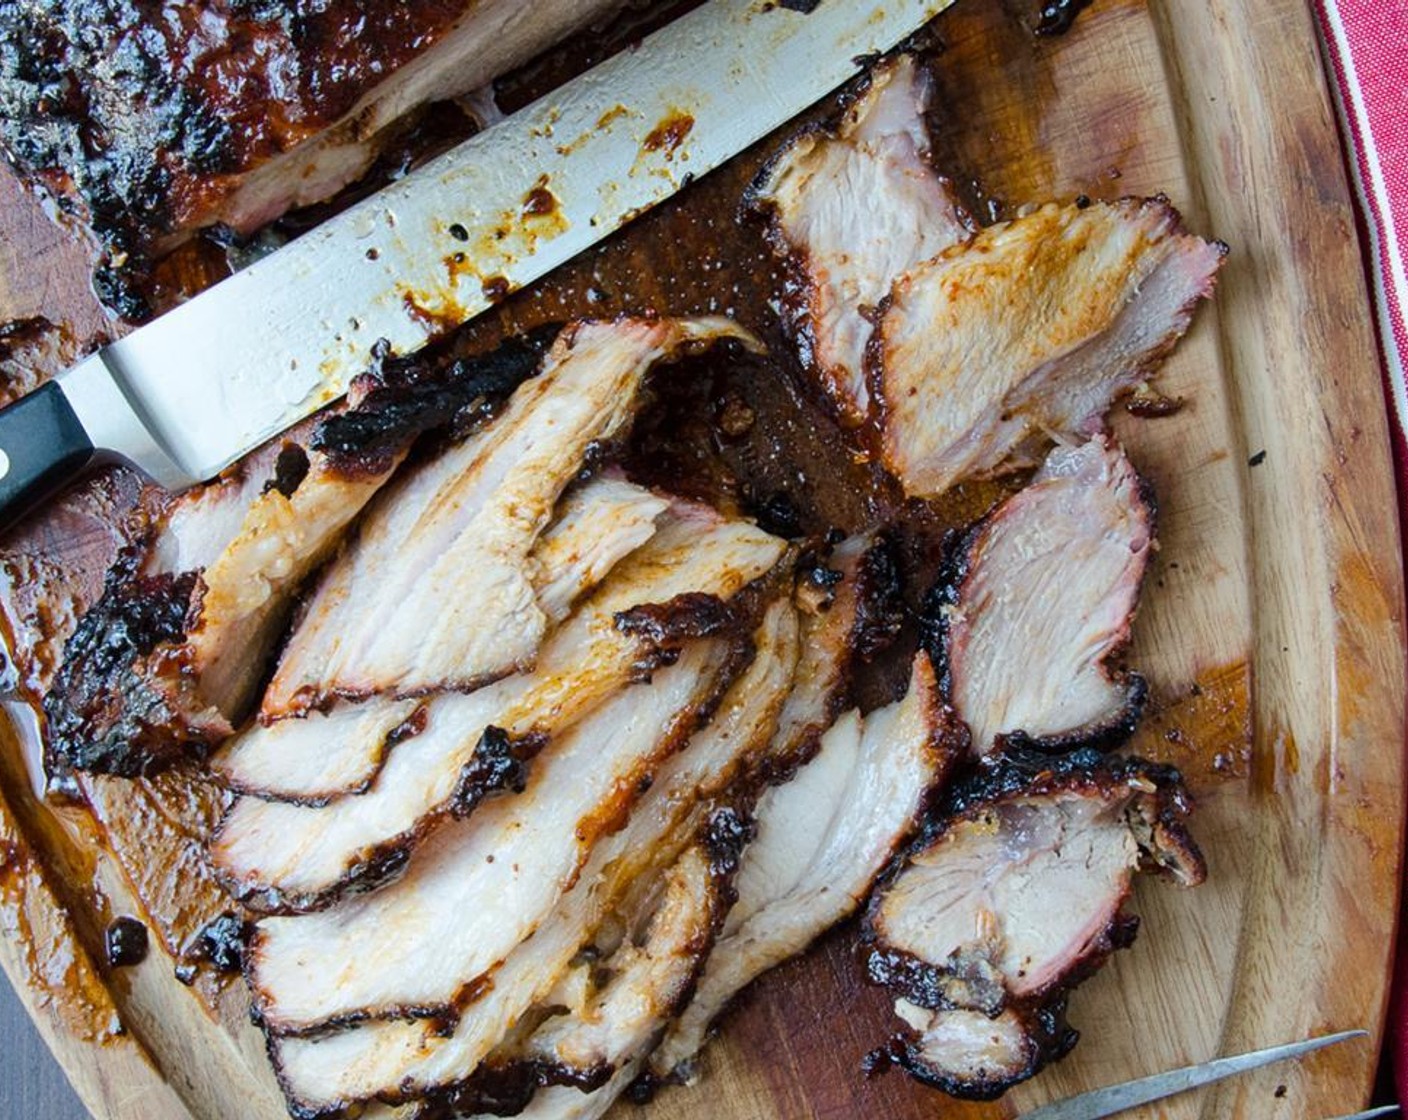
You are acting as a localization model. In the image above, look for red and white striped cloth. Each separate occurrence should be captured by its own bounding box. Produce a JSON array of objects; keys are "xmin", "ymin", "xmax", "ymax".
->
[
  {"xmin": 1312, "ymin": 0, "xmax": 1408, "ymax": 1104},
  {"xmin": 1315, "ymin": 1, "xmax": 1408, "ymax": 463}
]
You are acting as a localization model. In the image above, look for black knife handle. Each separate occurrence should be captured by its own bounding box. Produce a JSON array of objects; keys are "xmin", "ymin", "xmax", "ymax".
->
[{"xmin": 0, "ymin": 380, "xmax": 96, "ymax": 529}]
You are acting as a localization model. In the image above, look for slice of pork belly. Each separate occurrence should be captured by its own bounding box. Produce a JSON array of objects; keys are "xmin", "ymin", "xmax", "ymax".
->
[
  {"xmin": 927, "ymin": 436, "xmax": 1153, "ymax": 757},
  {"xmin": 264, "ymin": 316, "xmax": 756, "ymax": 713},
  {"xmin": 748, "ymin": 54, "xmax": 970, "ymax": 426},
  {"xmin": 0, "ymin": 1, "xmax": 623, "ymax": 316},
  {"xmin": 248, "ymin": 622, "xmax": 751, "ymax": 1034},
  {"xmin": 40, "ymin": 442, "xmax": 388, "ymax": 776},
  {"xmin": 865, "ymin": 1001, "xmax": 1078, "ymax": 1102},
  {"xmin": 767, "ymin": 530, "xmax": 904, "ymax": 775},
  {"xmin": 530, "ymin": 475, "xmax": 671, "ymax": 625},
  {"xmin": 651, "ymin": 652, "xmax": 961, "ymax": 1081},
  {"xmin": 870, "ymin": 197, "xmax": 1227, "ymax": 497},
  {"xmin": 209, "ymin": 474, "xmax": 676, "ymax": 808},
  {"xmin": 211, "ymin": 506, "xmax": 784, "ymax": 913},
  {"xmin": 420, "ymin": 811, "xmax": 749, "ymax": 1120},
  {"xmin": 266, "ymin": 601, "xmax": 799, "ymax": 1115},
  {"xmin": 42, "ymin": 331, "xmax": 547, "ymax": 777},
  {"xmin": 863, "ymin": 749, "xmax": 1205, "ymax": 1099}
]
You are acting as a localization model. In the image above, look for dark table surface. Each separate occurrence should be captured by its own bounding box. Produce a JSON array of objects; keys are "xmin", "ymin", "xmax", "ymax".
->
[{"xmin": 0, "ymin": 975, "xmax": 85, "ymax": 1119}]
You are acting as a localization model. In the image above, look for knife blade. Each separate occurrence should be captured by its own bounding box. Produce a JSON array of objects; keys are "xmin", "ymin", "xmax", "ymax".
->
[{"xmin": 0, "ymin": 0, "xmax": 953, "ymax": 527}]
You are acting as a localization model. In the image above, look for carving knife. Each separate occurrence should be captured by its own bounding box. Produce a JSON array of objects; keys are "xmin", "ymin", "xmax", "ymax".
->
[{"xmin": 0, "ymin": 0, "xmax": 953, "ymax": 527}]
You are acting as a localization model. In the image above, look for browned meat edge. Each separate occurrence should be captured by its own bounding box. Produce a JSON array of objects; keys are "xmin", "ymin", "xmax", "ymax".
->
[
  {"xmin": 41, "ymin": 330, "xmax": 550, "ymax": 778},
  {"xmin": 860, "ymin": 994, "xmax": 1081, "ymax": 1101},
  {"xmin": 0, "ymin": 1, "xmax": 477, "ymax": 318},
  {"xmin": 246, "ymin": 582, "xmax": 779, "ymax": 1034},
  {"xmin": 860, "ymin": 748, "xmax": 1205, "ymax": 1100},
  {"xmin": 215, "ymin": 583, "xmax": 770, "ymax": 915},
  {"xmin": 407, "ymin": 806, "xmax": 754, "ymax": 1120},
  {"xmin": 740, "ymin": 58, "xmax": 971, "ymax": 431},
  {"xmin": 761, "ymin": 531, "xmax": 904, "ymax": 783},
  {"xmin": 919, "ymin": 473, "xmax": 1158, "ymax": 755},
  {"xmin": 40, "ymin": 537, "xmax": 223, "ymax": 779}
]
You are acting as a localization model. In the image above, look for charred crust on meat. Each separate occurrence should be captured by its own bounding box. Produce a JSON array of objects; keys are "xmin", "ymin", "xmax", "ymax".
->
[
  {"xmin": 863, "ymin": 996, "xmax": 1080, "ymax": 1100},
  {"xmin": 265, "ymin": 443, "xmax": 311, "ymax": 498},
  {"xmin": 614, "ymin": 592, "xmax": 742, "ymax": 680},
  {"xmin": 413, "ymin": 1063, "xmax": 542, "ymax": 1119},
  {"xmin": 859, "ymin": 748, "xmax": 1204, "ymax": 1098},
  {"xmin": 614, "ymin": 593, "xmax": 737, "ymax": 644},
  {"xmin": 311, "ymin": 326, "xmax": 556, "ymax": 477},
  {"xmin": 929, "ymin": 745, "xmax": 1202, "ymax": 861},
  {"xmin": 416, "ymin": 805, "xmax": 753, "ymax": 1118},
  {"xmin": 43, "ymin": 547, "xmax": 228, "ymax": 776},
  {"xmin": 994, "ymin": 675, "xmax": 1148, "ymax": 756},
  {"xmin": 449, "ymin": 727, "xmax": 549, "ymax": 819},
  {"xmin": 794, "ymin": 548, "xmax": 844, "ymax": 613},
  {"xmin": 182, "ymin": 911, "xmax": 252, "ymax": 975},
  {"xmin": 851, "ymin": 530, "xmax": 905, "ymax": 661},
  {"xmin": 702, "ymin": 805, "xmax": 755, "ymax": 882}
]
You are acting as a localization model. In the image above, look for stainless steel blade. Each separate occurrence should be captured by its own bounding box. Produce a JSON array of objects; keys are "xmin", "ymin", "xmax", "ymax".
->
[
  {"xmin": 1014, "ymin": 1030, "xmax": 1369, "ymax": 1120},
  {"xmin": 66, "ymin": 0, "xmax": 953, "ymax": 484}
]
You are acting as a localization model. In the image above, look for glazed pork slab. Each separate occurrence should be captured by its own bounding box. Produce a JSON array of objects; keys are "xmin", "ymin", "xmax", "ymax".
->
[{"xmin": 0, "ymin": 0, "xmax": 623, "ymax": 316}]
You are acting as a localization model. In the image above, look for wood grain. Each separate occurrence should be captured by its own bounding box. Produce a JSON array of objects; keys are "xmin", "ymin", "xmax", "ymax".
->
[{"xmin": 0, "ymin": 1, "xmax": 1400, "ymax": 1119}]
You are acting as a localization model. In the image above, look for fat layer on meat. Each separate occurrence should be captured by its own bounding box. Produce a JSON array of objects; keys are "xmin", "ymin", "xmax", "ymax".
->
[
  {"xmin": 248, "ymin": 632, "xmax": 743, "ymax": 1033},
  {"xmin": 209, "ymin": 475, "xmax": 675, "ymax": 808},
  {"xmin": 267, "ymin": 600, "xmax": 799, "ymax": 1115},
  {"xmin": 871, "ymin": 197, "xmax": 1227, "ymax": 496},
  {"xmin": 211, "ymin": 503, "xmax": 784, "ymax": 913},
  {"xmin": 863, "ymin": 749, "xmax": 1205, "ymax": 1098},
  {"xmin": 652, "ymin": 652, "xmax": 961, "ymax": 1080},
  {"xmin": 929, "ymin": 436, "xmax": 1153, "ymax": 756},
  {"xmin": 749, "ymin": 54, "xmax": 970, "ymax": 426},
  {"xmin": 265, "ymin": 317, "xmax": 756, "ymax": 712}
]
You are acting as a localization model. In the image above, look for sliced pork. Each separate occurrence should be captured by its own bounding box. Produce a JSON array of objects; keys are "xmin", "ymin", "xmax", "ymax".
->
[
  {"xmin": 767, "ymin": 530, "xmax": 904, "ymax": 775},
  {"xmin": 212, "ymin": 506, "xmax": 784, "ymax": 912},
  {"xmin": 266, "ymin": 600, "xmax": 799, "ymax": 1115},
  {"xmin": 42, "ymin": 330, "xmax": 548, "ymax": 777},
  {"xmin": 749, "ymin": 54, "xmax": 970, "ymax": 426},
  {"xmin": 863, "ymin": 749, "xmax": 1205, "ymax": 1098},
  {"xmin": 651, "ymin": 652, "xmax": 960, "ymax": 1081},
  {"xmin": 209, "ymin": 474, "xmax": 675, "ymax": 807},
  {"xmin": 870, "ymin": 197, "xmax": 1227, "ymax": 496},
  {"xmin": 265, "ymin": 316, "xmax": 757, "ymax": 714},
  {"xmin": 927, "ymin": 436, "xmax": 1153, "ymax": 756},
  {"xmin": 864, "ymin": 1001, "xmax": 1078, "ymax": 1101},
  {"xmin": 248, "ymin": 631, "xmax": 744, "ymax": 1033},
  {"xmin": 419, "ymin": 811, "xmax": 748, "ymax": 1119},
  {"xmin": 0, "ymin": 1, "xmax": 625, "ymax": 316},
  {"xmin": 530, "ymin": 475, "xmax": 671, "ymax": 624}
]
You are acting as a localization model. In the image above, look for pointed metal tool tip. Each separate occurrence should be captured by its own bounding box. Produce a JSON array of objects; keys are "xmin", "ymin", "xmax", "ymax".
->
[
  {"xmin": 1328, "ymin": 1107, "xmax": 1399, "ymax": 1120},
  {"xmin": 1016, "ymin": 1029, "xmax": 1371, "ymax": 1120}
]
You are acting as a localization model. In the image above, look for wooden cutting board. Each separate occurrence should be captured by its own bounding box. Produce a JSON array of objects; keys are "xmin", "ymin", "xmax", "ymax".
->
[{"xmin": 0, "ymin": 1, "xmax": 1401, "ymax": 1118}]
